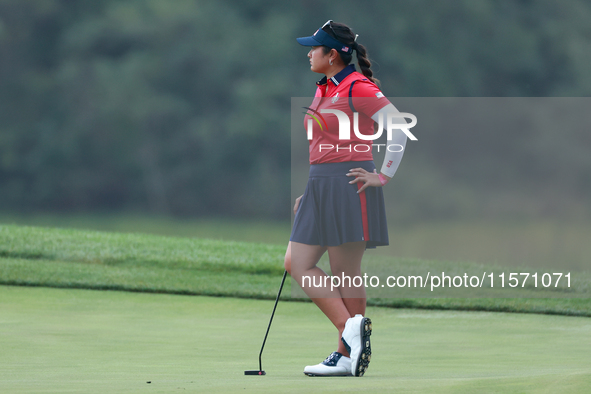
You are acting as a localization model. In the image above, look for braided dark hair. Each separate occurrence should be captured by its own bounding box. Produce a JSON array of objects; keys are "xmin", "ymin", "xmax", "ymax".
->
[{"xmin": 321, "ymin": 21, "xmax": 379, "ymax": 85}]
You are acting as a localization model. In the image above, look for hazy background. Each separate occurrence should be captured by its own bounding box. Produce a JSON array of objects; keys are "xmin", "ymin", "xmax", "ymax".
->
[{"xmin": 1, "ymin": 0, "xmax": 590, "ymax": 269}]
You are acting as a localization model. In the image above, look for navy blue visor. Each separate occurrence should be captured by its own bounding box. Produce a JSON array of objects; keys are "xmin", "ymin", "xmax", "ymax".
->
[{"xmin": 296, "ymin": 20, "xmax": 353, "ymax": 54}]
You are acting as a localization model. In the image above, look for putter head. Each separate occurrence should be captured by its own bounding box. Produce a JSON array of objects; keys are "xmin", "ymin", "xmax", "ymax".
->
[{"xmin": 244, "ymin": 370, "xmax": 266, "ymax": 376}]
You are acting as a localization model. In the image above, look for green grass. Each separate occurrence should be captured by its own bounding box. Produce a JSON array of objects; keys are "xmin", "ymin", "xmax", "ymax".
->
[
  {"xmin": 1, "ymin": 224, "xmax": 590, "ymax": 316},
  {"xmin": 1, "ymin": 223, "xmax": 591, "ymax": 392},
  {"xmin": 1, "ymin": 286, "xmax": 590, "ymax": 393},
  {"xmin": 0, "ymin": 223, "xmax": 286, "ymax": 297},
  {"xmin": 0, "ymin": 212, "xmax": 292, "ymax": 244},
  {"xmin": 2, "ymin": 212, "xmax": 591, "ymax": 272}
]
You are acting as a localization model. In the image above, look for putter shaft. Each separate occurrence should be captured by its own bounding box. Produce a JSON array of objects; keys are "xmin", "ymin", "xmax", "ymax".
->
[{"xmin": 258, "ymin": 270, "xmax": 287, "ymax": 372}]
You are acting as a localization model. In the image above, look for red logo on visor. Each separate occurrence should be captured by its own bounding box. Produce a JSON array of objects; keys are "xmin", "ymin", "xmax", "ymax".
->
[{"xmin": 342, "ymin": 46, "xmax": 349, "ymax": 52}]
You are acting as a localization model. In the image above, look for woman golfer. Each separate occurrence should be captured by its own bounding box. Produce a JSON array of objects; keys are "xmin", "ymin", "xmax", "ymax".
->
[{"xmin": 285, "ymin": 20, "xmax": 408, "ymax": 377}]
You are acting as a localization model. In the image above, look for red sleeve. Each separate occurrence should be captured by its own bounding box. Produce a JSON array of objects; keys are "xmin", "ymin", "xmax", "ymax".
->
[{"xmin": 350, "ymin": 79, "xmax": 391, "ymax": 117}]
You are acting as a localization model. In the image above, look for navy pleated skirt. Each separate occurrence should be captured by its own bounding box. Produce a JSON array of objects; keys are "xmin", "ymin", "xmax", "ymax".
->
[{"xmin": 290, "ymin": 161, "xmax": 389, "ymax": 248}]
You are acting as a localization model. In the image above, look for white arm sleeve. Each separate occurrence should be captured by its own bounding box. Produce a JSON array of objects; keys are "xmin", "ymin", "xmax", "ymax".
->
[{"xmin": 371, "ymin": 103, "xmax": 408, "ymax": 178}]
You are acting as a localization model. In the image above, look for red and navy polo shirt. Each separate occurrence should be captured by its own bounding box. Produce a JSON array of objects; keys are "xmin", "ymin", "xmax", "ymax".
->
[{"xmin": 304, "ymin": 64, "xmax": 391, "ymax": 164}]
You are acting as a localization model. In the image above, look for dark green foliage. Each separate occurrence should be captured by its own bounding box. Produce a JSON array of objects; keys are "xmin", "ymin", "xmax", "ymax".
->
[{"xmin": 0, "ymin": 0, "xmax": 590, "ymax": 218}]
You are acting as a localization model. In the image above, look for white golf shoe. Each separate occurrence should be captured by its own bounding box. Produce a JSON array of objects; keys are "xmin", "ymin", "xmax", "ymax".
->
[
  {"xmin": 341, "ymin": 314, "xmax": 372, "ymax": 376},
  {"xmin": 303, "ymin": 352, "xmax": 352, "ymax": 376}
]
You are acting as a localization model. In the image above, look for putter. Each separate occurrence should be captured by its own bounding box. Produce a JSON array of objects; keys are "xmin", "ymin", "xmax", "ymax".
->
[{"xmin": 245, "ymin": 270, "xmax": 287, "ymax": 376}]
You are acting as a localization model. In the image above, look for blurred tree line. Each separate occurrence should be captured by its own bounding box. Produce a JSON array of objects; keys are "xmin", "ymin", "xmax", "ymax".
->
[{"xmin": 0, "ymin": 0, "xmax": 590, "ymax": 220}]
